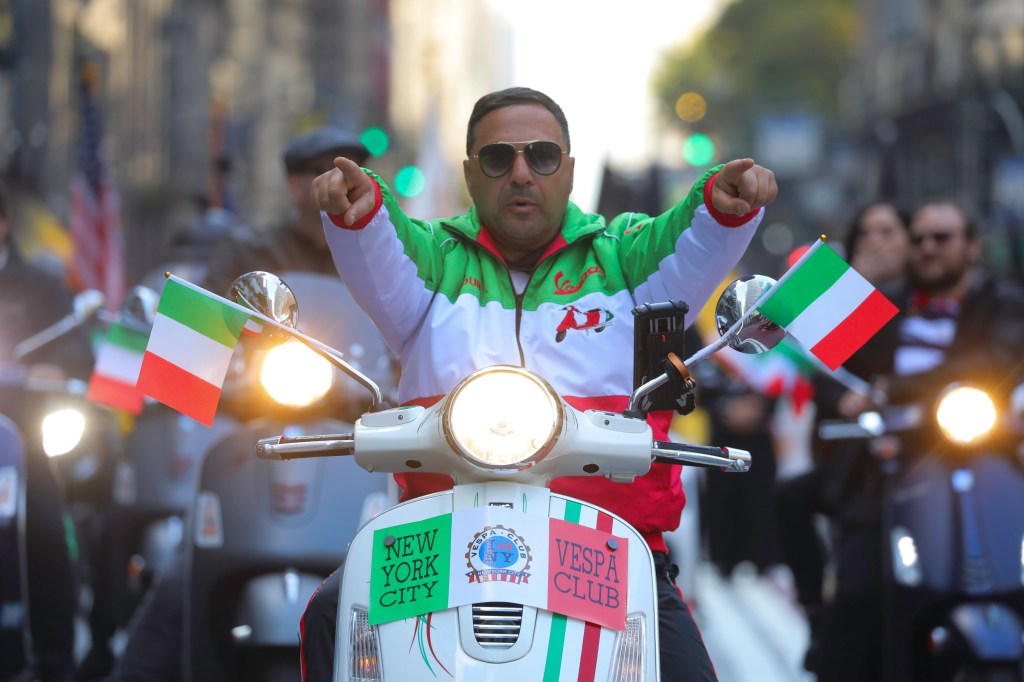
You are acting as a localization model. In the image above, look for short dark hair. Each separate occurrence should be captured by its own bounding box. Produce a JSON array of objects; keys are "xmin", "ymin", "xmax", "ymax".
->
[
  {"xmin": 466, "ymin": 87, "xmax": 570, "ymax": 156},
  {"xmin": 843, "ymin": 200, "xmax": 909, "ymax": 258},
  {"xmin": 910, "ymin": 199, "xmax": 977, "ymax": 239}
]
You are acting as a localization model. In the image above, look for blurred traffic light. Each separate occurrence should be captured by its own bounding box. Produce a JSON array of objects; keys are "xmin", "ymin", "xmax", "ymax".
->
[
  {"xmin": 360, "ymin": 127, "xmax": 390, "ymax": 157},
  {"xmin": 394, "ymin": 166, "xmax": 425, "ymax": 197},
  {"xmin": 682, "ymin": 133, "xmax": 715, "ymax": 166}
]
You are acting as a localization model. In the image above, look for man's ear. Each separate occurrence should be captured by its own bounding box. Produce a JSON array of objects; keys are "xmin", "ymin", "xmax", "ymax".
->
[
  {"xmin": 567, "ymin": 156, "xmax": 575, "ymax": 193},
  {"xmin": 463, "ymin": 158, "xmax": 472, "ymax": 194}
]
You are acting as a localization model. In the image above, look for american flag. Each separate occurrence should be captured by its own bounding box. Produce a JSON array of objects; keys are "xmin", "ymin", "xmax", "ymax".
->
[{"xmin": 69, "ymin": 60, "xmax": 125, "ymax": 311}]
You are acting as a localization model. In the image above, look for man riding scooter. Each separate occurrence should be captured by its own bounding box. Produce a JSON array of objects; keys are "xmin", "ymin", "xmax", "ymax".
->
[{"xmin": 305, "ymin": 86, "xmax": 777, "ymax": 681}]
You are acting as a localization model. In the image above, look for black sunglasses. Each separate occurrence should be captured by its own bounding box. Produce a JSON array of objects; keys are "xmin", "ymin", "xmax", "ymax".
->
[
  {"xmin": 471, "ymin": 140, "xmax": 567, "ymax": 178},
  {"xmin": 910, "ymin": 231, "xmax": 956, "ymax": 246}
]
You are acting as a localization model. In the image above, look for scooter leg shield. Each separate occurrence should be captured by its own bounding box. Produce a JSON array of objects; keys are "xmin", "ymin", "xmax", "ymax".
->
[{"xmin": 334, "ymin": 483, "xmax": 661, "ymax": 681}]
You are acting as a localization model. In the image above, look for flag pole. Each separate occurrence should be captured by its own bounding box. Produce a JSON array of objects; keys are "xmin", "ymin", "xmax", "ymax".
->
[{"xmin": 166, "ymin": 273, "xmax": 346, "ymax": 360}]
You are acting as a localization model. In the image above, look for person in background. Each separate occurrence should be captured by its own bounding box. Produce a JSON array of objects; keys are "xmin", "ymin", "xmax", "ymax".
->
[
  {"xmin": 108, "ymin": 126, "xmax": 375, "ymax": 682},
  {"xmin": 810, "ymin": 200, "xmax": 1024, "ymax": 681},
  {"xmin": 304, "ymin": 86, "xmax": 778, "ymax": 682},
  {"xmin": 843, "ymin": 200, "xmax": 911, "ymax": 287},
  {"xmin": 202, "ymin": 126, "xmax": 370, "ymax": 296}
]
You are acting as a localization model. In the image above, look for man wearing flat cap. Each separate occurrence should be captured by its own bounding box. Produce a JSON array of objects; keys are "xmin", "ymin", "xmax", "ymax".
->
[{"xmin": 203, "ymin": 126, "xmax": 370, "ymax": 296}]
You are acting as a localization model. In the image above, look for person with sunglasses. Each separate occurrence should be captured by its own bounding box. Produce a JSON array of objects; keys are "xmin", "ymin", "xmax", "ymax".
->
[
  {"xmin": 301, "ymin": 86, "xmax": 777, "ymax": 682},
  {"xmin": 801, "ymin": 199, "xmax": 1024, "ymax": 682}
]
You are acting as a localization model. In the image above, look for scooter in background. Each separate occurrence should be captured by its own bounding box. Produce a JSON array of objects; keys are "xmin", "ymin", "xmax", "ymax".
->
[
  {"xmin": 819, "ymin": 378, "xmax": 1024, "ymax": 681},
  {"xmin": 0, "ymin": 289, "xmax": 106, "ymax": 681},
  {"xmin": 182, "ymin": 271, "xmax": 397, "ymax": 682}
]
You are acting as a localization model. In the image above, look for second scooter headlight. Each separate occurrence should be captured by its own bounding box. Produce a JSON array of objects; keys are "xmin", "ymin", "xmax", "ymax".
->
[
  {"xmin": 41, "ymin": 407, "xmax": 87, "ymax": 457},
  {"xmin": 259, "ymin": 340, "xmax": 333, "ymax": 407},
  {"xmin": 442, "ymin": 366, "xmax": 563, "ymax": 470},
  {"xmin": 935, "ymin": 383, "xmax": 997, "ymax": 445}
]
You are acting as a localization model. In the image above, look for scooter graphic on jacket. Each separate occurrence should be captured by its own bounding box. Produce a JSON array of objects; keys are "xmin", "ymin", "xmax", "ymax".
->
[
  {"xmin": 247, "ymin": 272, "xmax": 783, "ymax": 681},
  {"xmin": 555, "ymin": 305, "xmax": 614, "ymax": 342}
]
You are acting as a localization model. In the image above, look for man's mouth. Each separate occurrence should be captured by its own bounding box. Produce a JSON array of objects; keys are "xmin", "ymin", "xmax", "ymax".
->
[{"xmin": 506, "ymin": 198, "xmax": 538, "ymax": 214}]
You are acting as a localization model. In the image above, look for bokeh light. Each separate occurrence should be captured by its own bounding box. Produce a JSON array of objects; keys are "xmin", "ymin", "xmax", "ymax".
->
[
  {"xmin": 359, "ymin": 127, "xmax": 390, "ymax": 157},
  {"xmin": 394, "ymin": 166, "xmax": 426, "ymax": 197},
  {"xmin": 674, "ymin": 92, "xmax": 707, "ymax": 123},
  {"xmin": 682, "ymin": 133, "xmax": 715, "ymax": 166}
]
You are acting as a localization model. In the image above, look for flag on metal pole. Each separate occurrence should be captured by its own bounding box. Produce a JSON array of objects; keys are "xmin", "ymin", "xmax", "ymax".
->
[
  {"xmin": 756, "ymin": 238, "xmax": 899, "ymax": 370},
  {"xmin": 69, "ymin": 59, "xmax": 126, "ymax": 312}
]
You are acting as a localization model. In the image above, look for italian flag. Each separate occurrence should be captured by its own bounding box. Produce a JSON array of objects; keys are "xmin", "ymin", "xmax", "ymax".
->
[
  {"xmin": 136, "ymin": 276, "xmax": 250, "ymax": 426},
  {"xmin": 757, "ymin": 239, "xmax": 898, "ymax": 371},
  {"xmin": 86, "ymin": 322, "xmax": 148, "ymax": 414}
]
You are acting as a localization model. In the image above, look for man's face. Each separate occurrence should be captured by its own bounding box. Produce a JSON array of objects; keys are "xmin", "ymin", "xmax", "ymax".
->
[
  {"xmin": 463, "ymin": 104, "xmax": 574, "ymax": 262},
  {"xmin": 907, "ymin": 203, "xmax": 979, "ymax": 293}
]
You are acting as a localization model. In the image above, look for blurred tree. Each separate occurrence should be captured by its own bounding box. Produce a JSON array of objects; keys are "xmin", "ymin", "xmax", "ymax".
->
[{"xmin": 652, "ymin": 0, "xmax": 860, "ymax": 153}]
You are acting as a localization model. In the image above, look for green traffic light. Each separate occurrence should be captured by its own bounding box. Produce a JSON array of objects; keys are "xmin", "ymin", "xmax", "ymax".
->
[
  {"xmin": 360, "ymin": 127, "xmax": 390, "ymax": 157},
  {"xmin": 682, "ymin": 134, "xmax": 715, "ymax": 166},
  {"xmin": 394, "ymin": 166, "xmax": 426, "ymax": 198}
]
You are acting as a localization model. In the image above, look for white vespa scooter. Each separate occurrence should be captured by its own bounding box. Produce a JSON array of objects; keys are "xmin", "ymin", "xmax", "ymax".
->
[{"xmin": 253, "ymin": 274, "xmax": 782, "ymax": 681}]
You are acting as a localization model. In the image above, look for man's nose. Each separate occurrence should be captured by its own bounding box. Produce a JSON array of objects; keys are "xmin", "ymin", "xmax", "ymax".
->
[{"xmin": 509, "ymin": 152, "xmax": 533, "ymax": 184}]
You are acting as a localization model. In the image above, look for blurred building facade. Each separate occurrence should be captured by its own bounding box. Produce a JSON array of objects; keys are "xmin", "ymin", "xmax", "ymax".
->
[
  {"xmin": 2, "ymin": 0, "xmax": 392, "ymax": 282},
  {"xmin": 841, "ymin": 0, "xmax": 1024, "ymax": 219},
  {"xmin": 387, "ymin": 0, "xmax": 513, "ymax": 219}
]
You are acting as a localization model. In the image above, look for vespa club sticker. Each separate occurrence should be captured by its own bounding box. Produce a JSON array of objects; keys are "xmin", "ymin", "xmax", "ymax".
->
[
  {"xmin": 448, "ymin": 508, "xmax": 549, "ymax": 611},
  {"xmin": 465, "ymin": 524, "xmax": 532, "ymax": 584}
]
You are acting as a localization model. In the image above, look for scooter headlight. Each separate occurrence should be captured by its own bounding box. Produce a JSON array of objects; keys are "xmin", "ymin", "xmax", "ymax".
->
[
  {"xmin": 42, "ymin": 407, "xmax": 86, "ymax": 457},
  {"xmin": 259, "ymin": 340, "xmax": 333, "ymax": 407},
  {"xmin": 443, "ymin": 366, "xmax": 562, "ymax": 470},
  {"xmin": 935, "ymin": 384, "xmax": 996, "ymax": 445}
]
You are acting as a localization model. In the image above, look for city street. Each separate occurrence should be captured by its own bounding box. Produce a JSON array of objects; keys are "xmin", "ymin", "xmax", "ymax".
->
[{"xmin": 696, "ymin": 563, "xmax": 815, "ymax": 682}]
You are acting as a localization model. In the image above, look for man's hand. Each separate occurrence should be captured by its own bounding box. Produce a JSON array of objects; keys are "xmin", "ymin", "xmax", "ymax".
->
[
  {"xmin": 711, "ymin": 158, "xmax": 777, "ymax": 216},
  {"xmin": 310, "ymin": 157, "xmax": 376, "ymax": 226}
]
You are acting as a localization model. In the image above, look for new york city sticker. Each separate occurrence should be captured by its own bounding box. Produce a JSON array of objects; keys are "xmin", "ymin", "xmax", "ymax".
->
[{"xmin": 448, "ymin": 508, "xmax": 548, "ymax": 611}]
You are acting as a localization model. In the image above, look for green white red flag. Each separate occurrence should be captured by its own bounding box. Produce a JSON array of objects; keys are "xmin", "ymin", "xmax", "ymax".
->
[
  {"xmin": 136, "ymin": 275, "xmax": 250, "ymax": 426},
  {"xmin": 86, "ymin": 321, "xmax": 148, "ymax": 414},
  {"xmin": 757, "ymin": 239, "xmax": 898, "ymax": 371}
]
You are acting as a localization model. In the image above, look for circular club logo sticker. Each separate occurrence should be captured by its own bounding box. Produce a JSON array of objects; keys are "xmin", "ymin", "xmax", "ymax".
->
[{"xmin": 465, "ymin": 524, "xmax": 532, "ymax": 584}]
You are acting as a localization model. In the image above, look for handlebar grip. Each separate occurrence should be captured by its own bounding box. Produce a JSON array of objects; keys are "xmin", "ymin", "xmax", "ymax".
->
[
  {"xmin": 651, "ymin": 441, "xmax": 751, "ymax": 472},
  {"xmin": 255, "ymin": 434, "xmax": 355, "ymax": 460}
]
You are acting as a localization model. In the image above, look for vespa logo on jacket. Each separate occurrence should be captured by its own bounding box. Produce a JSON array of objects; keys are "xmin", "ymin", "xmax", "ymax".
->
[{"xmin": 553, "ymin": 265, "xmax": 603, "ymax": 295}]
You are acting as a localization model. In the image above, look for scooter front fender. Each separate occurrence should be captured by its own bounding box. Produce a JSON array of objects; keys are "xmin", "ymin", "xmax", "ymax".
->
[
  {"xmin": 942, "ymin": 602, "xmax": 1024, "ymax": 661},
  {"xmin": 334, "ymin": 482, "xmax": 660, "ymax": 681}
]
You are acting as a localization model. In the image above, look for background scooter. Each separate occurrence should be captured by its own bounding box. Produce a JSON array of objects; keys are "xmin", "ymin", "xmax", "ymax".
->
[
  {"xmin": 819, "ymin": 380, "xmax": 1024, "ymax": 681},
  {"xmin": 182, "ymin": 271, "xmax": 397, "ymax": 682}
]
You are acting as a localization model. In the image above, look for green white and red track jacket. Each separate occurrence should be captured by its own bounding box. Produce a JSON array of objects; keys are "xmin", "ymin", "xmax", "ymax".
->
[{"xmin": 323, "ymin": 165, "xmax": 762, "ymax": 553}]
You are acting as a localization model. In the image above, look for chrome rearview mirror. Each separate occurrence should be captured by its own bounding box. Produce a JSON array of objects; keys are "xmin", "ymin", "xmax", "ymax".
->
[
  {"xmin": 227, "ymin": 270, "xmax": 389, "ymax": 412},
  {"xmin": 119, "ymin": 286, "xmax": 159, "ymax": 330},
  {"xmin": 72, "ymin": 289, "xmax": 106, "ymax": 322},
  {"xmin": 714, "ymin": 275, "xmax": 785, "ymax": 354},
  {"xmin": 228, "ymin": 271, "xmax": 298, "ymax": 342}
]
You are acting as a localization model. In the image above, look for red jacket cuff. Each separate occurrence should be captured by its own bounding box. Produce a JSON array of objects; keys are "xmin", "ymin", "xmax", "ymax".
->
[
  {"xmin": 327, "ymin": 178, "xmax": 383, "ymax": 231},
  {"xmin": 703, "ymin": 171, "xmax": 759, "ymax": 227}
]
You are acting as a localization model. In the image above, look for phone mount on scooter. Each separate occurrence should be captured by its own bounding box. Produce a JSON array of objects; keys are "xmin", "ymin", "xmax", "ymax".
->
[{"xmin": 625, "ymin": 274, "xmax": 784, "ymax": 421}]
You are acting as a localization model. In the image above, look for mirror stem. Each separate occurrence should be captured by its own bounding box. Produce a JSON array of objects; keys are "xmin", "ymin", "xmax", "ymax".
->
[
  {"xmin": 296, "ymin": 338, "xmax": 389, "ymax": 411},
  {"xmin": 683, "ymin": 287, "xmax": 778, "ymax": 368}
]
